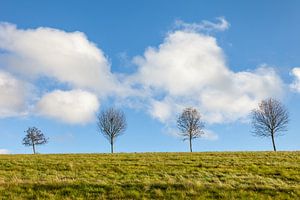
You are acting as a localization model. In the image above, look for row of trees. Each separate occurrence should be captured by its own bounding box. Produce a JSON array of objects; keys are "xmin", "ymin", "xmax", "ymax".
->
[{"xmin": 22, "ymin": 98, "xmax": 289, "ymax": 154}]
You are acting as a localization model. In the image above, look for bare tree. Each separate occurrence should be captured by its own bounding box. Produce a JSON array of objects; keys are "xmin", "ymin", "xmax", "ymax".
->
[
  {"xmin": 97, "ymin": 107, "xmax": 127, "ymax": 153},
  {"xmin": 251, "ymin": 98, "xmax": 289, "ymax": 151},
  {"xmin": 22, "ymin": 127, "xmax": 48, "ymax": 154},
  {"xmin": 177, "ymin": 107, "xmax": 205, "ymax": 152}
]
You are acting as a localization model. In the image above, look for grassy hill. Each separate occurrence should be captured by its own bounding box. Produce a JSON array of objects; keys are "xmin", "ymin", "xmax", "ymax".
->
[{"xmin": 0, "ymin": 152, "xmax": 299, "ymax": 199}]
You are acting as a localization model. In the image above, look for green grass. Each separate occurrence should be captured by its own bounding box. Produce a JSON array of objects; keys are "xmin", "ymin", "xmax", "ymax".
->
[{"xmin": 0, "ymin": 152, "xmax": 299, "ymax": 199}]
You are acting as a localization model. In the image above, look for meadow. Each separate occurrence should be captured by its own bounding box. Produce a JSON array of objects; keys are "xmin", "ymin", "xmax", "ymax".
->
[{"xmin": 0, "ymin": 152, "xmax": 299, "ymax": 199}]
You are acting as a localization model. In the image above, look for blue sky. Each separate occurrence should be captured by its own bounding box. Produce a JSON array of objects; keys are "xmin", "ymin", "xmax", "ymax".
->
[{"xmin": 0, "ymin": 0, "xmax": 299, "ymax": 154}]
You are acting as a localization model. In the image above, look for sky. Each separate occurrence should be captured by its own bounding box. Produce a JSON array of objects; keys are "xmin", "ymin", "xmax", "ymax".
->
[{"xmin": 0, "ymin": 0, "xmax": 299, "ymax": 154}]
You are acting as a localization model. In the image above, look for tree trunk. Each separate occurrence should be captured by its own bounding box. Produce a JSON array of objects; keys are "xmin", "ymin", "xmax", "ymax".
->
[
  {"xmin": 110, "ymin": 138, "xmax": 114, "ymax": 154},
  {"xmin": 189, "ymin": 136, "xmax": 192, "ymax": 152},
  {"xmin": 271, "ymin": 133, "xmax": 276, "ymax": 152},
  {"xmin": 32, "ymin": 143, "xmax": 36, "ymax": 154}
]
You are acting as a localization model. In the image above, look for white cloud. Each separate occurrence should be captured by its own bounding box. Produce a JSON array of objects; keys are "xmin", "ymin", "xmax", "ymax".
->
[
  {"xmin": 290, "ymin": 67, "xmax": 300, "ymax": 92},
  {"xmin": 0, "ymin": 20, "xmax": 285, "ymax": 126},
  {"xmin": 0, "ymin": 149, "xmax": 10, "ymax": 154},
  {"xmin": 202, "ymin": 130, "xmax": 218, "ymax": 141},
  {"xmin": 0, "ymin": 22, "xmax": 121, "ymax": 96},
  {"xmin": 175, "ymin": 17, "xmax": 230, "ymax": 32},
  {"xmin": 0, "ymin": 70, "xmax": 31, "ymax": 117},
  {"xmin": 36, "ymin": 90, "xmax": 100, "ymax": 124},
  {"xmin": 149, "ymin": 99, "xmax": 173, "ymax": 123},
  {"xmin": 0, "ymin": 22, "xmax": 133, "ymax": 124},
  {"xmin": 130, "ymin": 29, "xmax": 284, "ymax": 123}
]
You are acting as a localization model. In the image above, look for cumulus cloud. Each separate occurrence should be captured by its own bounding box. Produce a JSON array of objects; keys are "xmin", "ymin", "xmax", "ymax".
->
[
  {"xmin": 0, "ymin": 20, "xmax": 285, "ymax": 126},
  {"xmin": 0, "ymin": 70, "xmax": 32, "ymax": 117},
  {"xmin": 0, "ymin": 22, "xmax": 121, "ymax": 96},
  {"xmin": 0, "ymin": 149, "xmax": 10, "ymax": 154},
  {"xmin": 290, "ymin": 67, "xmax": 300, "ymax": 92},
  {"xmin": 130, "ymin": 29, "xmax": 284, "ymax": 123},
  {"xmin": 175, "ymin": 17, "xmax": 230, "ymax": 32},
  {"xmin": 0, "ymin": 22, "xmax": 133, "ymax": 124},
  {"xmin": 36, "ymin": 90, "xmax": 100, "ymax": 124}
]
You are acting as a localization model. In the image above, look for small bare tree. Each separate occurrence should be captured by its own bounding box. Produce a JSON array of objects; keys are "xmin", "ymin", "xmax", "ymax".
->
[
  {"xmin": 97, "ymin": 107, "xmax": 127, "ymax": 153},
  {"xmin": 251, "ymin": 98, "xmax": 289, "ymax": 152},
  {"xmin": 23, "ymin": 127, "xmax": 48, "ymax": 154},
  {"xmin": 177, "ymin": 107, "xmax": 205, "ymax": 152}
]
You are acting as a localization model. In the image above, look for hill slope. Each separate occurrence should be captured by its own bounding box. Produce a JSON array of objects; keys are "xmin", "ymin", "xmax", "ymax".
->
[{"xmin": 0, "ymin": 152, "xmax": 299, "ymax": 199}]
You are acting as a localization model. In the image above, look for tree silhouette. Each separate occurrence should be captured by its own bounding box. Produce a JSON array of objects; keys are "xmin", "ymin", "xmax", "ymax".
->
[
  {"xmin": 177, "ymin": 107, "xmax": 205, "ymax": 152},
  {"xmin": 251, "ymin": 98, "xmax": 289, "ymax": 151},
  {"xmin": 23, "ymin": 127, "xmax": 48, "ymax": 154},
  {"xmin": 97, "ymin": 107, "xmax": 127, "ymax": 153}
]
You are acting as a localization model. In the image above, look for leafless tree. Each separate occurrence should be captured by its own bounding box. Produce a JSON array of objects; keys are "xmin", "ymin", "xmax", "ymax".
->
[
  {"xmin": 251, "ymin": 98, "xmax": 289, "ymax": 152},
  {"xmin": 177, "ymin": 107, "xmax": 205, "ymax": 152},
  {"xmin": 22, "ymin": 127, "xmax": 48, "ymax": 154},
  {"xmin": 97, "ymin": 107, "xmax": 127, "ymax": 153}
]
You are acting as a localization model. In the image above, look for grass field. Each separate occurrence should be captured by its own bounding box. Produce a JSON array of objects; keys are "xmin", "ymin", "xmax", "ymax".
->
[{"xmin": 0, "ymin": 152, "xmax": 299, "ymax": 199}]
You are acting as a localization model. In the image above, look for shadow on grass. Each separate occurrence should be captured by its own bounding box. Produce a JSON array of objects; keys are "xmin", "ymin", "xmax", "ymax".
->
[{"xmin": 1, "ymin": 182, "xmax": 299, "ymax": 199}]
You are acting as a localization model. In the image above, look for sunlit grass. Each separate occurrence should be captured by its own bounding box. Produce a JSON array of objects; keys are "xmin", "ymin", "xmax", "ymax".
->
[{"xmin": 0, "ymin": 152, "xmax": 299, "ymax": 199}]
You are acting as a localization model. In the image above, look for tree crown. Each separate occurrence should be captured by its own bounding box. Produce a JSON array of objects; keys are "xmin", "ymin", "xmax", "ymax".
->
[
  {"xmin": 97, "ymin": 107, "xmax": 127, "ymax": 142},
  {"xmin": 251, "ymin": 98, "xmax": 289, "ymax": 137},
  {"xmin": 22, "ymin": 127, "xmax": 48, "ymax": 146},
  {"xmin": 177, "ymin": 107, "xmax": 205, "ymax": 140}
]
